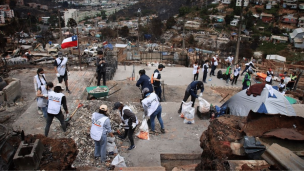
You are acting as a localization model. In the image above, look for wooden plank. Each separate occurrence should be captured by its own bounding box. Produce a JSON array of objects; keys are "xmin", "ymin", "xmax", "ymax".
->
[{"xmin": 227, "ymin": 160, "xmax": 269, "ymax": 170}]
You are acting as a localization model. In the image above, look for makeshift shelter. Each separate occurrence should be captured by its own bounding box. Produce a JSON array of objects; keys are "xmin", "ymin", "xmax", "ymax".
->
[
  {"xmin": 221, "ymin": 86, "xmax": 296, "ymax": 117},
  {"xmin": 266, "ymin": 55, "xmax": 286, "ymax": 62}
]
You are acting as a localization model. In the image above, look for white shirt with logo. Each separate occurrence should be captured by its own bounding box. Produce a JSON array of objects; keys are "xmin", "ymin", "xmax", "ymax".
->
[
  {"xmin": 141, "ymin": 93, "xmax": 160, "ymax": 117},
  {"xmin": 90, "ymin": 112, "xmax": 108, "ymax": 141},
  {"xmin": 47, "ymin": 91, "xmax": 64, "ymax": 114},
  {"xmin": 37, "ymin": 85, "xmax": 48, "ymax": 108},
  {"xmin": 213, "ymin": 57, "xmax": 218, "ymax": 66}
]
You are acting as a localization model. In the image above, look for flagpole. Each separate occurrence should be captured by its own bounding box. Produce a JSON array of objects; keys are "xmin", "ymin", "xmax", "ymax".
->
[{"xmin": 77, "ymin": 29, "xmax": 82, "ymax": 71}]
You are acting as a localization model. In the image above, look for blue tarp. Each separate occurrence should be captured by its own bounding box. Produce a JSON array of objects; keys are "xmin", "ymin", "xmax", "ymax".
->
[
  {"xmin": 104, "ymin": 43, "xmax": 113, "ymax": 50},
  {"xmin": 188, "ymin": 48, "xmax": 194, "ymax": 52},
  {"xmin": 194, "ymin": 48, "xmax": 214, "ymax": 54},
  {"xmin": 144, "ymin": 34, "xmax": 152, "ymax": 40}
]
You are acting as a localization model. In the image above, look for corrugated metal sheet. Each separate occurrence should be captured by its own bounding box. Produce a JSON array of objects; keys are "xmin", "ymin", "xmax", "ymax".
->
[{"xmin": 262, "ymin": 143, "xmax": 304, "ymax": 170}]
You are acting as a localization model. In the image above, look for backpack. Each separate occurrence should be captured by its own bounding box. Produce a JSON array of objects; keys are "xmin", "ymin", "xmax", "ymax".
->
[{"xmin": 217, "ymin": 70, "xmax": 222, "ymax": 79}]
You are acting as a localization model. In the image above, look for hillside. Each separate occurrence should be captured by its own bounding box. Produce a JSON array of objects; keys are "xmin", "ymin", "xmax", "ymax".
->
[{"xmin": 115, "ymin": 0, "xmax": 191, "ymax": 20}]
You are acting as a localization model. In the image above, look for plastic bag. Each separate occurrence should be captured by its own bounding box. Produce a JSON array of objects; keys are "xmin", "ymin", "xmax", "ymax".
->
[
  {"xmin": 137, "ymin": 119, "xmax": 149, "ymax": 140},
  {"xmin": 181, "ymin": 101, "xmax": 193, "ymax": 118},
  {"xmin": 184, "ymin": 107, "xmax": 195, "ymax": 124},
  {"xmin": 107, "ymin": 141, "xmax": 118, "ymax": 153},
  {"xmin": 198, "ymin": 97, "xmax": 210, "ymax": 113},
  {"xmin": 107, "ymin": 137, "xmax": 115, "ymax": 143},
  {"xmin": 111, "ymin": 154, "xmax": 127, "ymax": 167}
]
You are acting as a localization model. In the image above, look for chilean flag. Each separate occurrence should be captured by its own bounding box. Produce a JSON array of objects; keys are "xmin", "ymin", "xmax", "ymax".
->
[
  {"xmin": 61, "ymin": 36, "xmax": 78, "ymax": 49},
  {"xmin": 102, "ymin": 41, "xmax": 108, "ymax": 46}
]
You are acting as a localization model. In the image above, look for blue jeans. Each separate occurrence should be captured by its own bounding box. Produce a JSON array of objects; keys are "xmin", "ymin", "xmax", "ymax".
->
[
  {"xmin": 41, "ymin": 106, "xmax": 48, "ymax": 118},
  {"xmin": 94, "ymin": 135, "xmax": 107, "ymax": 162},
  {"xmin": 154, "ymin": 86, "xmax": 162, "ymax": 101},
  {"xmin": 150, "ymin": 105, "xmax": 164, "ymax": 131}
]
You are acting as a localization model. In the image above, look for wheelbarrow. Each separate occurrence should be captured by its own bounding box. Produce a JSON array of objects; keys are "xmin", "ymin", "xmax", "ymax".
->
[{"xmin": 86, "ymin": 84, "xmax": 120, "ymax": 100}]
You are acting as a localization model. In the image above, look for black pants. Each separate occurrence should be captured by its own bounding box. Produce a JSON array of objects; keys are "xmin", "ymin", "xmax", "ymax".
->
[
  {"xmin": 123, "ymin": 127, "xmax": 136, "ymax": 146},
  {"xmin": 194, "ymin": 73, "xmax": 198, "ymax": 81},
  {"xmin": 45, "ymin": 111, "xmax": 66, "ymax": 137},
  {"xmin": 97, "ymin": 72, "xmax": 106, "ymax": 86},
  {"xmin": 231, "ymin": 74, "xmax": 239, "ymax": 85},
  {"xmin": 154, "ymin": 86, "xmax": 162, "ymax": 101},
  {"xmin": 241, "ymin": 66, "xmax": 249, "ymax": 76},
  {"xmin": 178, "ymin": 90, "xmax": 196, "ymax": 113},
  {"xmin": 210, "ymin": 65, "xmax": 217, "ymax": 76},
  {"xmin": 203, "ymin": 71, "xmax": 207, "ymax": 82}
]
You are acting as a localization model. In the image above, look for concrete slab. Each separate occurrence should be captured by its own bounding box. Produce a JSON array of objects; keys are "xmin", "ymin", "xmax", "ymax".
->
[
  {"xmin": 119, "ymin": 102, "xmax": 209, "ymax": 167},
  {"xmin": 113, "ymin": 65, "xmax": 243, "ymax": 88}
]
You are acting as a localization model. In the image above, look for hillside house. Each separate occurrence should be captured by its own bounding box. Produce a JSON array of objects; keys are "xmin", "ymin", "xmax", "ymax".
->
[
  {"xmin": 271, "ymin": 35, "xmax": 288, "ymax": 43},
  {"xmin": 283, "ymin": 0, "xmax": 297, "ymax": 2},
  {"xmin": 283, "ymin": 3, "xmax": 297, "ymax": 9},
  {"xmin": 298, "ymin": 17, "xmax": 304, "ymax": 27},
  {"xmin": 266, "ymin": 3, "xmax": 272, "ymax": 9},
  {"xmin": 260, "ymin": 13, "xmax": 274, "ymax": 23},
  {"xmin": 16, "ymin": 0, "xmax": 24, "ymax": 6},
  {"xmin": 40, "ymin": 5, "xmax": 48, "ymax": 10},
  {"xmin": 221, "ymin": 0, "xmax": 231, "ymax": 4},
  {"xmin": 289, "ymin": 28, "xmax": 304, "ymax": 49},
  {"xmin": 185, "ymin": 21, "xmax": 200, "ymax": 29},
  {"xmin": 0, "ymin": 5, "xmax": 14, "ymax": 18},
  {"xmin": 300, "ymin": 3, "xmax": 304, "ymax": 9},
  {"xmin": 281, "ymin": 15, "xmax": 297, "ymax": 24},
  {"xmin": 0, "ymin": 15, "xmax": 4, "ymax": 24}
]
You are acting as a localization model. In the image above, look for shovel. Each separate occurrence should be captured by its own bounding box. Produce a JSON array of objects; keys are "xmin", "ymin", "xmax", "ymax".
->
[{"xmin": 65, "ymin": 103, "xmax": 83, "ymax": 122}]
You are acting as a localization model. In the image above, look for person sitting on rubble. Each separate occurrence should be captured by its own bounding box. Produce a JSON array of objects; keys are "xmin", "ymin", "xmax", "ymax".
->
[
  {"xmin": 90, "ymin": 105, "xmax": 114, "ymax": 163},
  {"xmin": 136, "ymin": 69, "xmax": 153, "ymax": 98},
  {"xmin": 141, "ymin": 88, "xmax": 165, "ymax": 134},
  {"xmin": 286, "ymin": 72, "xmax": 297, "ymax": 90},
  {"xmin": 45, "ymin": 83, "xmax": 68, "ymax": 137},
  {"xmin": 36, "ymin": 82, "xmax": 53, "ymax": 119},
  {"xmin": 177, "ymin": 81, "xmax": 204, "ymax": 114},
  {"xmin": 242, "ymin": 68, "xmax": 253, "ymax": 90},
  {"xmin": 112, "ymin": 102, "xmax": 138, "ymax": 150}
]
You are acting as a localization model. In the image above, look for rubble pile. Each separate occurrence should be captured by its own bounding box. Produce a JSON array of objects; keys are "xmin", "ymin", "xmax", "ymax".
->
[
  {"xmin": 89, "ymin": 86, "xmax": 108, "ymax": 93},
  {"xmin": 196, "ymin": 115, "xmax": 246, "ymax": 170},
  {"xmin": 59, "ymin": 100, "xmax": 142, "ymax": 168},
  {"xmin": 285, "ymin": 90, "xmax": 303, "ymax": 102}
]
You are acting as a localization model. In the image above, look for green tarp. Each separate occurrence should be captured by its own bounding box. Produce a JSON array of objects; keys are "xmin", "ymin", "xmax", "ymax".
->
[{"xmin": 285, "ymin": 96, "xmax": 297, "ymax": 104}]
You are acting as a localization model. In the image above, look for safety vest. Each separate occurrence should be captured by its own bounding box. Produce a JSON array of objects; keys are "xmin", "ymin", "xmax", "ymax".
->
[
  {"xmin": 242, "ymin": 73, "xmax": 251, "ymax": 86},
  {"xmin": 226, "ymin": 66, "xmax": 231, "ymax": 75},
  {"xmin": 34, "ymin": 74, "xmax": 47, "ymax": 89},
  {"xmin": 47, "ymin": 91, "xmax": 64, "ymax": 114},
  {"xmin": 56, "ymin": 57, "xmax": 68, "ymax": 76},
  {"xmin": 37, "ymin": 85, "xmax": 48, "ymax": 108},
  {"xmin": 90, "ymin": 112, "xmax": 108, "ymax": 141},
  {"xmin": 141, "ymin": 93, "xmax": 160, "ymax": 117},
  {"xmin": 121, "ymin": 106, "xmax": 138, "ymax": 129},
  {"xmin": 291, "ymin": 74, "xmax": 297, "ymax": 81}
]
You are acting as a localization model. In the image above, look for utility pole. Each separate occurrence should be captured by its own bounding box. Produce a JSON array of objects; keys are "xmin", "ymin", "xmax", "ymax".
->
[
  {"xmin": 58, "ymin": 9, "xmax": 63, "ymax": 43},
  {"xmin": 182, "ymin": 19, "xmax": 185, "ymax": 52},
  {"xmin": 235, "ymin": 0, "xmax": 245, "ymax": 65}
]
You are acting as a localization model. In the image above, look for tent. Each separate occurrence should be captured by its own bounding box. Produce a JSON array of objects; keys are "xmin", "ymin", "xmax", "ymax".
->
[{"xmin": 221, "ymin": 87, "xmax": 296, "ymax": 117}]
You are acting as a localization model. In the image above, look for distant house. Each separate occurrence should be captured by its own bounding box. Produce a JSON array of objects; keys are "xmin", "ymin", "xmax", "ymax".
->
[
  {"xmin": 300, "ymin": 3, "xmax": 304, "ymax": 10},
  {"xmin": 230, "ymin": 19, "xmax": 239, "ymax": 26},
  {"xmin": 40, "ymin": 5, "xmax": 48, "ymax": 10},
  {"xmin": 0, "ymin": 15, "xmax": 4, "ymax": 24},
  {"xmin": 281, "ymin": 15, "xmax": 297, "ymax": 24},
  {"xmin": 271, "ymin": 35, "xmax": 288, "ymax": 43},
  {"xmin": 283, "ymin": 3, "xmax": 297, "ymax": 9},
  {"xmin": 289, "ymin": 28, "xmax": 304, "ymax": 48},
  {"xmin": 184, "ymin": 21, "xmax": 200, "ymax": 29},
  {"xmin": 266, "ymin": 3, "xmax": 272, "ymax": 9},
  {"xmin": 284, "ymin": 0, "xmax": 297, "ymax": 3},
  {"xmin": 41, "ymin": 17, "xmax": 50, "ymax": 24},
  {"xmin": 260, "ymin": 13, "xmax": 274, "ymax": 23},
  {"xmin": 221, "ymin": 0, "xmax": 231, "ymax": 4},
  {"xmin": 299, "ymin": 17, "xmax": 304, "ymax": 27}
]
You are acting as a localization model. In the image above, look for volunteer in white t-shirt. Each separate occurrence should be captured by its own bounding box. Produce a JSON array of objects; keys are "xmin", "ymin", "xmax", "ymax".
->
[
  {"xmin": 36, "ymin": 82, "xmax": 53, "ymax": 119},
  {"xmin": 266, "ymin": 68, "xmax": 274, "ymax": 85},
  {"xmin": 241, "ymin": 60, "xmax": 256, "ymax": 76},
  {"xmin": 227, "ymin": 55, "xmax": 234, "ymax": 64},
  {"xmin": 193, "ymin": 61, "xmax": 200, "ymax": 81},
  {"xmin": 141, "ymin": 88, "xmax": 165, "ymax": 134},
  {"xmin": 90, "ymin": 105, "xmax": 114, "ymax": 162},
  {"xmin": 54, "ymin": 52, "xmax": 71, "ymax": 93},
  {"xmin": 231, "ymin": 64, "xmax": 241, "ymax": 85},
  {"xmin": 210, "ymin": 55, "xmax": 219, "ymax": 77},
  {"xmin": 45, "ymin": 83, "xmax": 68, "ymax": 137}
]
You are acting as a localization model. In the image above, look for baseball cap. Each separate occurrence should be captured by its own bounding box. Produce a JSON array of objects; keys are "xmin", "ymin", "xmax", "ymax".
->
[
  {"xmin": 55, "ymin": 83, "xmax": 64, "ymax": 90},
  {"xmin": 112, "ymin": 102, "xmax": 123, "ymax": 110},
  {"xmin": 100, "ymin": 105, "xmax": 108, "ymax": 111},
  {"xmin": 158, "ymin": 64, "xmax": 165, "ymax": 69}
]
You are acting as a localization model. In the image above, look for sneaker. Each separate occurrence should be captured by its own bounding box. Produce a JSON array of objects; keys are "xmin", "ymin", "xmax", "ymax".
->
[
  {"xmin": 161, "ymin": 129, "xmax": 165, "ymax": 133},
  {"xmin": 95, "ymin": 157, "xmax": 99, "ymax": 160},
  {"xmin": 127, "ymin": 145, "xmax": 136, "ymax": 150},
  {"xmin": 38, "ymin": 110, "xmax": 42, "ymax": 115}
]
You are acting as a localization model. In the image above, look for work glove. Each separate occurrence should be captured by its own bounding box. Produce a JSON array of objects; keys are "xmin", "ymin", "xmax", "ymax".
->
[
  {"xmin": 56, "ymin": 73, "xmax": 60, "ymax": 77},
  {"xmin": 132, "ymin": 122, "xmax": 136, "ymax": 129},
  {"xmin": 43, "ymin": 94, "xmax": 48, "ymax": 98},
  {"xmin": 199, "ymin": 93, "xmax": 203, "ymax": 97}
]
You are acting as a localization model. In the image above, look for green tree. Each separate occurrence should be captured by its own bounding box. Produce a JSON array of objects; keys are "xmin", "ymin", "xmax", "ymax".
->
[
  {"xmin": 150, "ymin": 17, "xmax": 163, "ymax": 38},
  {"xmin": 48, "ymin": 15, "xmax": 65, "ymax": 27},
  {"xmin": 166, "ymin": 16, "xmax": 176, "ymax": 29},
  {"xmin": 62, "ymin": 1, "xmax": 69, "ymax": 8},
  {"xmin": 100, "ymin": 27, "xmax": 116, "ymax": 38},
  {"xmin": 67, "ymin": 18, "xmax": 77, "ymax": 33},
  {"xmin": 224, "ymin": 14, "xmax": 234, "ymax": 25},
  {"xmin": 179, "ymin": 6, "xmax": 190, "ymax": 16},
  {"xmin": 187, "ymin": 34, "xmax": 195, "ymax": 45},
  {"xmin": 256, "ymin": 8, "xmax": 263, "ymax": 14},
  {"xmin": 119, "ymin": 26, "xmax": 129, "ymax": 37}
]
